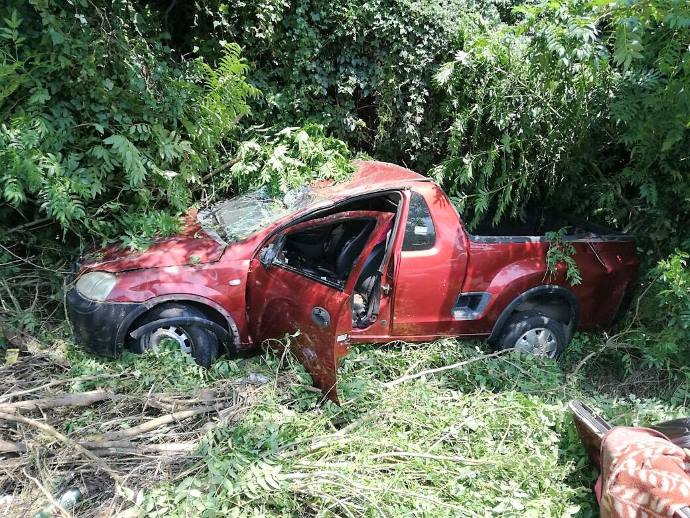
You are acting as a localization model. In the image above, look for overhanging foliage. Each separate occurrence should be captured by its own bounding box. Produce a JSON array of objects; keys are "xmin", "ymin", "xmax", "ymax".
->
[{"xmin": 0, "ymin": 1, "xmax": 257, "ymax": 245}]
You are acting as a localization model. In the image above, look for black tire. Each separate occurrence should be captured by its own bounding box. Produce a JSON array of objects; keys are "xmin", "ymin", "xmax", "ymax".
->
[
  {"xmin": 128, "ymin": 303, "xmax": 219, "ymax": 367},
  {"xmin": 497, "ymin": 310, "xmax": 567, "ymax": 359}
]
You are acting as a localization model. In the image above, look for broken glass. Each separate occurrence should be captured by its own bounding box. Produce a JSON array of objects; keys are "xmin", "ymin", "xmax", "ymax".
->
[{"xmin": 198, "ymin": 186, "xmax": 316, "ymax": 243}]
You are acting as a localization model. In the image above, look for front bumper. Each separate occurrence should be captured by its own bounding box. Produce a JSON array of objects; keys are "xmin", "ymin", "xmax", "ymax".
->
[{"xmin": 66, "ymin": 289, "xmax": 144, "ymax": 357}]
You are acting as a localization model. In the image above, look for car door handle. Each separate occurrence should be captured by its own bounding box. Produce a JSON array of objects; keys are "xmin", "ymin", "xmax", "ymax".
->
[{"xmin": 311, "ymin": 307, "xmax": 331, "ymax": 328}]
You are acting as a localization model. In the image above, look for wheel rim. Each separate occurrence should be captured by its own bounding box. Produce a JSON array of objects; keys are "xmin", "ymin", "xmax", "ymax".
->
[
  {"xmin": 514, "ymin": 327, "xmax": 558, "ymax": 358},
  {"xmin": 141, "ymin": 325, "xmax": 193, "ymax": 355}
]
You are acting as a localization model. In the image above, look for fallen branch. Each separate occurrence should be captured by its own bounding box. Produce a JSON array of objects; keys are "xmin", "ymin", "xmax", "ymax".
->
[
  {"xmin": 0, "ymin": 411, "xmax": 124, "ymax": 485},
  {"xmin": 4, "ymin": 217, "xmax": 52, "ymax": 235},
  {"xmin": 384, "ymin": 348, "xmax": 515, "ymax": 387},
  {"xmin": 87, "ymin": 442, "xmax": 199, "ymax": 456},
  {"xmin": 0, "ymin": 374, "xmax": 121, "ymax": 403},
  {"xmin": 0, "ymin": 438, "xmax": 26, "ymax": 453},
  {"xmin": 284, "ymin": 470, "xmax": 465, "ymax": 511},
  {"xmin": 0, "ymin": 389, "xmax": 114, "ymax": 413},
  {"xmin": 138, "ymin": 389, "xmax": 231, "ymax": 409},
  {"xmin": 277, "ymin": 413, "xmax": 376, "ymax": 458},
  {"xmin": 371, "ymin": 451, "xmax": 494, "ymax": 465},
  {"xmin": 567, "ymin": 331, "xmax": 639, "ymax": 379},
  {"xmin": 80, "ymin": 439, "xmax": 197, "ymax": 451},
  {"xmin": 102, "ymin": 404, "xmax": 219, "ymax": 441},
  {"xmin": 192, "ymin": 158, "xmax": 239, "ymax": 192}
]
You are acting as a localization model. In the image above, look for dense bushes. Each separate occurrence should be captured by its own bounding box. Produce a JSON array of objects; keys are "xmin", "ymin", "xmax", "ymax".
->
[
  {"xmin": 516, "ymin": 0, "xmax": 690, "ymax": 252},
  {"xmin": 184, "ymin": 0, "xmax": 477, "ymax": 169},
  {"xmin": 635, "ymin": 250, "xmax": 690, "ymax": 371},
  {"xmin": 3, "ymin": 0, "xmax": 688, "ymax": 252},
  {"xmin": 0, "ymin": 1, "xmax": 256, "ymax": 246},
  {"xmin": 174, "ymin": 0, "xmax": 688, "ymax": 248},
  {"xmin": 430, "ymin": 12, "xmax": 610, "ymax": 228}
]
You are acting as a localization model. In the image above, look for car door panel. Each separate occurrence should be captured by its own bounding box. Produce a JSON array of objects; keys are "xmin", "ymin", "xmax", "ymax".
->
[
  {"xmin": 391, "ymin": 186, "xmax": 469, "ymax": 336},
  {"xmin": 247, "ymin": 263, "xmax": 350, "ymax": 399},
  {"xmin": 247, "ymin": 210, "xmax": 395, "ymax": 402}
]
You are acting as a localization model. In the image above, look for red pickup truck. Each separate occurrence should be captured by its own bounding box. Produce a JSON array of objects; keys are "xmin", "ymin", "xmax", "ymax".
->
[{"xmin": 67, "ymin": 161, "xmax": 639, "ymax": 399}]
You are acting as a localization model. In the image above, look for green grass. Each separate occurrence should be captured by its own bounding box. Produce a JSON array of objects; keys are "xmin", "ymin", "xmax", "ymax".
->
[
  {"xmin": 61, "ymin": 341, "xmax": 275, "ymax": 394},
  {"xmin": 76, "ymin": 336, "xmax": 682, "ymax": 517}
]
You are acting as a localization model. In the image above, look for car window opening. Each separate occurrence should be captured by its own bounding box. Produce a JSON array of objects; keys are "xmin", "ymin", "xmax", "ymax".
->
[
  {"xmin": 276, "ymin": 217, "xmax": 378, "ymax": 285},
  {"xmin": 274, "ymin": 191, "xmax": 402, "ymax": 329},
  {"xmin": 402, "ymin": 191, "xmax": 436, "ymax": 251}
]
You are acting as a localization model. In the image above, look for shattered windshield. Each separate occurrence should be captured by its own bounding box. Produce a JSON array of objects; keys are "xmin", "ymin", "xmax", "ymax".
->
[{"xmin": 198, "ymin": 186, "xmax": 316, "ymax": 243}]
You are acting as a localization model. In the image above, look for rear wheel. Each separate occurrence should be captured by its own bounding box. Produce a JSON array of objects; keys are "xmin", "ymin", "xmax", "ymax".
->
[
  {"xmin": 497, "ymin": 310, "xmax": 567, "ymax": 359},
  {"xmin": 128, "ymin": 303, "xmax": 219, "ymax": 367}
]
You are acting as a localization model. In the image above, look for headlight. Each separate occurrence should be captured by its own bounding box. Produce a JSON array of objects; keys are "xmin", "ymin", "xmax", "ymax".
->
[{"xmin": 75, "ymin": 272, "xmax": 117, "ymax": 301}]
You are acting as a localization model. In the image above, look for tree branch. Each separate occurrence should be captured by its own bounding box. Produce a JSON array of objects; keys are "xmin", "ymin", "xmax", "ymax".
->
[
  {"xmin": 0, "ymin": 389, "xmax": 114, "ymax": 413},
  {"xmin": 102, "ymin": 404, "xmax": 220, "ymax": 441},
  {"xmin": 384, "ymin": 348, "xmax": 515, "ymax": 387},
  {"xmin": 192, "ymin": 158, "xmax": 240, "ymax": 192},
  {"xmin": 3, "ymin": 217, "xmax": 52, "ymax": 235}
]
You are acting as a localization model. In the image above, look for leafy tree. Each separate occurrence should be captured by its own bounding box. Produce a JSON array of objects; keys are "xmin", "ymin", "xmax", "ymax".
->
[
  {"xmin": 431, "ymin": 13, "xmax": 609, "ymax": 228},
  {"xmin": 518, "ymin": 0, "xmax": 690, "ymax": 254},
  {"xmin": 225, "ymin": 124, "xmax": 354, "ymax": 196},
  {"xmin": 165, "ymin": 0, "xmax": 516, "ymax": 170},
  {"xmin": 165, "ymin": 0, "xmax": 689, "ymax": 258},
  {"xmin": 0, "ymin": 1, "xmax": 256, "ymax": 247}
]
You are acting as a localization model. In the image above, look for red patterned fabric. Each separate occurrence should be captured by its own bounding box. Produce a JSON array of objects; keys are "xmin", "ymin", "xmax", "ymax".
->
[{"xmin": 599, "ymin": 427, "xmax": 690, "ymax": 517}]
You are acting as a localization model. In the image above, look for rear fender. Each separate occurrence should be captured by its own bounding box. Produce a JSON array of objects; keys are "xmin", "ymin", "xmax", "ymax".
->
[{"xmin": 488, "ymin": 285, "xmax": 580, "ymax": 344}]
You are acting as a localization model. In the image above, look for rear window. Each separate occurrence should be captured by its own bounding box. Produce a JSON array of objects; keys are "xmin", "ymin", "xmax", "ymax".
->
[{"xmin": 402, "ymin": 192, "xmax": 436, "ymax": 251}]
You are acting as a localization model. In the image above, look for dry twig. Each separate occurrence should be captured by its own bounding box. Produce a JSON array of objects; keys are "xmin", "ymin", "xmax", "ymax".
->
[
  {"xmin": 0, "ymin": 353, "xmax": 269, "ymax": 517},
  {"xmin": 102, "ymin": 404, "xmax": 220, "ymax": 441},
  {"xmin": 0, "ymin": 374, "xmax": 121, "ymax": 403},
  {"xmin": 0, "ymin": 411, "xmax": 124, "ymax": 486},
  {"xmin": 370, "ymin": 451, "xmax": 495, "ymax": 465},
  {"xmin": 0, "ymin": 438, "xmax": 26, "ymax": 453}
]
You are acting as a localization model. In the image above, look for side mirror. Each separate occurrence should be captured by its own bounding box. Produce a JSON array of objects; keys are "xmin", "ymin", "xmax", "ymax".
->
[{"xmin": 259, "ymin": 241, "xmax": 281, "ymax": 268}]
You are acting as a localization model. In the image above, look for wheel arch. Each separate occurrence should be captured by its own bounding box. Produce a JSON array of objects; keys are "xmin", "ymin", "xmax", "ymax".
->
[
  {"xmin": 116, "ymin": 295, "xmax": 239, "ymax": 356},
  {"xmin": 488, "ymin": 285, "xmax": 580, "ymax": 344}
]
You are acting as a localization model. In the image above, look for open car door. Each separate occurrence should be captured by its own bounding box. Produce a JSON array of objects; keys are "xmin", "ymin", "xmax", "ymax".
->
[{"xmin": 247, "ymin": 210, "xmax": 395, "ymax": 402}]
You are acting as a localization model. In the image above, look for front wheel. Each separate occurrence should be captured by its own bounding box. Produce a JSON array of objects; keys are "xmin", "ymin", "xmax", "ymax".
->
[
  {"xmin": 128, "ymin": 303, "xmax": 219, "ymax": 367},
  {"xmin": 497, "ymin": 310, "xmax": 567, "ymax": 359}
]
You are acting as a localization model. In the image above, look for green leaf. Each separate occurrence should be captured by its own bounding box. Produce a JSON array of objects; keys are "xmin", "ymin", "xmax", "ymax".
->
[{"xmin": 103, "ymin": 134, "xmax": 147, "ymax": 186}]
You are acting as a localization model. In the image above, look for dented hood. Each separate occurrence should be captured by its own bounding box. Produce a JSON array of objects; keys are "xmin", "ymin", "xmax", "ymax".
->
[{"xmin": 82, "ymin": 212, "xmax": 226, "ymax": 273}]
